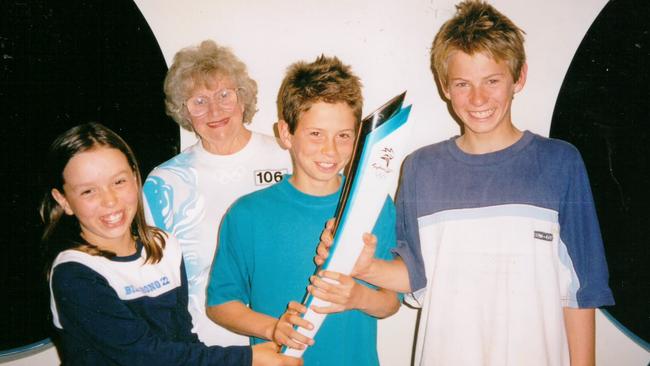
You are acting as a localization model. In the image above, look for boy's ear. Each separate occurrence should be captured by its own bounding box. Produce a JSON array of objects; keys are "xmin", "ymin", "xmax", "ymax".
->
[
  {"xmin": 277, "ymin": 119, "xmax": 293, "ymax": 149},
  {"xmin": 51, "ymin": 188, "xmax": 74, "ymax": 216},
  {"xmin": 514, "ymin": 63, "xmax": 528, "ymax": 93}
]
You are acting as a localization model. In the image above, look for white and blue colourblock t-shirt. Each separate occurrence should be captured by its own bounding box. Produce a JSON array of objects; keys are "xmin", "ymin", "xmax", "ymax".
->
[
  {"xmin": 143, "ymin": 132, "xmax": 291, "ymax": 346},
  {"xmin": 49, "ymin": 236, "xmax": 251, "ymax": 365},
  {"xmin": 393, "ymin": 131, "xmax": 614, "ymax": 366}
]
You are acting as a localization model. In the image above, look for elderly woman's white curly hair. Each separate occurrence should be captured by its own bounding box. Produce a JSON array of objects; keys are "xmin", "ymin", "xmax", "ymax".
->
[{"xmin": 164, "ymin": 40, "xmax": 258, "ymax": 131}]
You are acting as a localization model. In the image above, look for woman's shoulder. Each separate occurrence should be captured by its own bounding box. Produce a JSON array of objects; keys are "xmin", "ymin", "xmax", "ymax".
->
[
  {"xmin": 251, "ymin": 131, "xmax": 286, "ymax": 150},
  {"xmin": 147, "ymin": 143, "xmax": 200, "ymax": 178}
]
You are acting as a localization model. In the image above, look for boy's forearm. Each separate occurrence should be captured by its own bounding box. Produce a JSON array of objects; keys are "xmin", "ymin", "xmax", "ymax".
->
[
  {"xmin": 564, "ymin": 307, "xmax": 595, "ymax": 366},
  {"xmin": 207, "ymin": 301, "xmax": 278, "ymax": 341},
  {"xmin": 356, "ymin": 286, "xmax": 400, "ymax": 318},
  {"xmin": 357, "ymin": 257, "xmax": 411, "ymax": 293}
]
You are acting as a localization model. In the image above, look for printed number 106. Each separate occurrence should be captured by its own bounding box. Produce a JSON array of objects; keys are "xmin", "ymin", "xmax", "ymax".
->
[{"xmin": 256, "ymin": 171, "xmax": 283, "ymax": 184}]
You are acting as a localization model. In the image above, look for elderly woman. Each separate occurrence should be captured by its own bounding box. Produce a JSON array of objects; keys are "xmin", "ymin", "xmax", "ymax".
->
[{"xmin": 143, "ymin": 40, "xmax": 291, "ymax": 347}]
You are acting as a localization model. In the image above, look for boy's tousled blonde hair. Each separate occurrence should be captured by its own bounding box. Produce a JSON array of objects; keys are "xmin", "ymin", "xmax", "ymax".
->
[{"xmin": 431, "ymin": 0, "xmax": 526, "ymax": 89}]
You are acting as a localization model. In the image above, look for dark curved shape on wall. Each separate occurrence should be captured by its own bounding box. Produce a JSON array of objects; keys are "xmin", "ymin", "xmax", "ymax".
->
[
  {"xmin": 550, "ymin": 0, "xmax": 649, "ymax": 349},
  {"xmin": 0, "ymin": 0, "xmax": 178, "ymax": 353}
]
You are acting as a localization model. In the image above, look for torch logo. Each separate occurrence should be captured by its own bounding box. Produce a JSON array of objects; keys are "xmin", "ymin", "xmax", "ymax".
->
[{"xmin": 372, "ymin": 147, "xmax": 395, "ymax": 174}]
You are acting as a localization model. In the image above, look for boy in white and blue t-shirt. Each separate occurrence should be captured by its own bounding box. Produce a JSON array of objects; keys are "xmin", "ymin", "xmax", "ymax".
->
[{"xmin": 315, "ymin": 2, "xmax": 614, "ymax": 365}]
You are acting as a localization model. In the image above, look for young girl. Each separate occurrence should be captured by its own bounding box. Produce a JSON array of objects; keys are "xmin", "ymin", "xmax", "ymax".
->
[{"xmin": 41, "ymin": 123, "xmax": 301, "ymax": 366}]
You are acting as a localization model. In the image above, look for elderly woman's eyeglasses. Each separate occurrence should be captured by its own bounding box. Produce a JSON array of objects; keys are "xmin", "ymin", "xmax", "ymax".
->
[{"xmin": 185, "ymin": 88, "xmax": 240, "ymax": 117}]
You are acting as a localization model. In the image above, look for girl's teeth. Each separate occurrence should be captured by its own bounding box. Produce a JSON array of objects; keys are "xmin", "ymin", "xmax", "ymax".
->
[{"xmin": 103, "ymin": 212, "xmax": 123, "ymax": 224}]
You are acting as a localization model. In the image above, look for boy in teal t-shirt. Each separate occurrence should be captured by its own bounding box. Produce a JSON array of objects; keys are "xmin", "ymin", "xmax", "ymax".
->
[{"xmin": 206, "ymin": 55, "xmax": 400, "ymax": 365}]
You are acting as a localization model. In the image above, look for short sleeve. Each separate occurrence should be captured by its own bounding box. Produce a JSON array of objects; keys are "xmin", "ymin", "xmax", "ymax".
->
[
  {"xmin": 143, "ymin": 171, "xmax": 175, "ymax": 231},
  {"xmin": 391, "ymin": 153, "xmax": 428, "ymax": 293},
  {"xmin": 559, "ymin": 149, "xmax": 615, "ymax": 308}
]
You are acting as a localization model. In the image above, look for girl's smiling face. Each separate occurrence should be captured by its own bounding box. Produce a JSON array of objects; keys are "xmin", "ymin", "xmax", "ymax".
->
[{"xmin": 52, "ymin": 146, "xmax": 139, "ymax": 254}]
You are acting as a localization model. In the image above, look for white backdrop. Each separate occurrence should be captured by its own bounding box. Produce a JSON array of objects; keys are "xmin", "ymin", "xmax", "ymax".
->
[{"xmin": 4, "ymin": 0, "xmax": 648, "ymax": 365}]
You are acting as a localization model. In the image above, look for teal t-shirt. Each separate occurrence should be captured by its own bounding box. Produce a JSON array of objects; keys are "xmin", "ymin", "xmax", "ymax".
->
[{"xmin": 207, "ymin": 176, "xmax": 397, "ymax": 366}]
